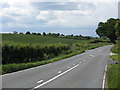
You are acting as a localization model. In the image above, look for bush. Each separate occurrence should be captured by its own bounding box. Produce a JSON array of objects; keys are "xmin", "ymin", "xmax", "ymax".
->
[{"xmin": 2, "ymin": 44, "xmax": 70, "ymax": 64}]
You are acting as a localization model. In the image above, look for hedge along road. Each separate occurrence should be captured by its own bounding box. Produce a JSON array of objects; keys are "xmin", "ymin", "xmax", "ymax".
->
[{"xmin": 2, "ymin": 45, "xmax": 112, "ymax": 89}]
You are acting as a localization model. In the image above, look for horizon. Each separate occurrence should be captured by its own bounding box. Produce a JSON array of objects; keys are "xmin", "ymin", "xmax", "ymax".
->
[{"xmin": 0, "ymin": 1, "xmax": 118, "ymax": 37}]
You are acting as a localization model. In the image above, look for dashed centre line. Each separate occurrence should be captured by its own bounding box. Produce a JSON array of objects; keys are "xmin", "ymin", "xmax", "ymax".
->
[
  {"xmin": 37, "ymin": 80, "xmax": 44, "ymax": 84},
  {"xmin": 33, "ymin": 58, "xmax": 90, "ymax": 89},
  {"xmin": 32, "ymin": 64, "xmax": 79, "ymax": 89},
  {"xmin": 58, "ymin": 71, "xmax": 62, "ymax": 73}
]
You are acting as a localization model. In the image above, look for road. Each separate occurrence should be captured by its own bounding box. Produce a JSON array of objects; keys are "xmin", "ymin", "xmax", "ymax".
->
[{"xmin": 2, "ymin": 45, "xmax": 112, "ymax": 89}]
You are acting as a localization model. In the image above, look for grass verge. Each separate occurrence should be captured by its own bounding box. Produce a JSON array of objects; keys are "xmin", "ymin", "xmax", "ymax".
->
[
  {"xmin": 110, "ymin": 55, "xmax": 120, "ymax": 61},
  {"xmin": 107, "ymin": 43, "xmax": 120, "ymax": 89},
  {"xmin": 1, "ymin": 43, "xmax": 110, "ymax": 75},
  {"xmin": 107, "ymin": 64, "xmax": 120, "ymax": 88},
  {"xmin": 2, "ymin": 49, "xmax": 85, "ymax": 74}
]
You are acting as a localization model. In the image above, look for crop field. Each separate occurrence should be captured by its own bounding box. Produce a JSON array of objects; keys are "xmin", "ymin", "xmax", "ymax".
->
[
  {"xmin": 1, "ymin": 34, "xmax": 111, "ymax": 74},
  {"xmin": 2, "ymin": 34, "xmax": 84, "ymax": 46}
]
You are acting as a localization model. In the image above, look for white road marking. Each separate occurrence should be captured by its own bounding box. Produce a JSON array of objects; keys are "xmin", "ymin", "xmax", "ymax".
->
[
  {"xmin": 83, "ymin": 60, "xmax": 86, "ymax": 61},
  {"xmin": 90, "ymin": 55, "xmax": 94, "ymax": 57},
  {"xmin": 32, "ymin": 64, "xmax": 79, "ymax": 89},
  {"xmin": 102, "ymin": 65, "xmax": 107, "ymax": 89},
  {"xmin": 110, "ymin": 53, "xmax": 117, "ymax": 55},
  {"xmin": 79, "ymin": 62, "xmax": 81, "ymax": 64},
  {"xmin": 37, "ymin": 80, "xmax": 44, "ymax": 84},
  {"xmin": 58, "ymin": 71, "xmax": 62, "ymax": 73}
]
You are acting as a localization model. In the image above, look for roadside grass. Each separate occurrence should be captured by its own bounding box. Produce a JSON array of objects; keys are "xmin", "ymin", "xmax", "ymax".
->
[
  {"xmin": 107, "ymin": 64, "xmax": 119, "ymax": 88},
  {"xmin": 110, "ymin": 55, "xmax": 120, "ymax": 61},
  {"xmin": 107, "ymin": 43, "xmax": 120, "ymax": 89},
  {"xmin": 2, "ymin": 49, "xmax": 85, "ymax": 74},
  {"xmin": 110, "ymin": 44, "xmax": 119, "ymax": 54}
]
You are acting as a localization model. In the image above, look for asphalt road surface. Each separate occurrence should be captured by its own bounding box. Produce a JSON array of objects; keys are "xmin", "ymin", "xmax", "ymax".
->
[{"xmin": 2, "ymin": 45, "xmax": 112, "ymax": 89}]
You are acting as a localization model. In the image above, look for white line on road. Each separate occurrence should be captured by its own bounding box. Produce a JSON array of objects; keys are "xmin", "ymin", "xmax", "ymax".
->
[
  {"xmin": 68, "ymin": 67, "xmax": 70, "ymax": 68},
  {"xmin": 32, "ymin": 64, "xmax": 79, "ymax": 89},
  {"xmin": 37, "ymin": 80, "xmax": 44, "ymax": 84},
  {"xmin": 102, "ymin": 65, "xmax": 107, "ymax": 89},
  {"xmin": 58, "ymin": 71, "xmax": 62, "ymax": 73},
  {"xmin": 83, "ymin": 60, "xmax": 86, "ymax": 61},
  {"xmin": 90, "ymin": 55, "xmax": 94, "ymax": 57},
  {"xmin": 79, "ymin": 62, "xmax": 81, "ymax": 64}
]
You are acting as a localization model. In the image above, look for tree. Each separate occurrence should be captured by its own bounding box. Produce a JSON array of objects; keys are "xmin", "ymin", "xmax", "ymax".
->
[
  {"xmin": 37, "ymin": 33, "xmax": 41, "ymax": 35},
  {"xmin": 32, "ymin": 33, "xmax": 37, "ymax": 35},
  {"xmin": 43, "ymin": 32, "xmax": 46, "ymax": 36},
  {"xmin": 26, "ymin": 31, "xmax": 31, "ymax": 35},
  {"xmin": 96, "ymin": 18, "xmax": 119, "ymax": 43},
  {"xmin": 19, "ymin": 32, "xmax": 24, "ymax": 34},
  {"xmin": 13, "ymin": 31, "xmax": 18, "ymax": 34},
  {"xmin": 114, "ymin": 19, "xmax": 120, "ymax": 38}
]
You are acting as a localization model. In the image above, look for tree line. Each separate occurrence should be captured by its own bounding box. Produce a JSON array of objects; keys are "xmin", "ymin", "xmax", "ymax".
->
[
  {"xmin": 12, "ymin": 31, "xmax": 95, "ymax": 40},
  {"xmin": 96, "ymin": 18, "xmax": 120, "ymax": 43}
]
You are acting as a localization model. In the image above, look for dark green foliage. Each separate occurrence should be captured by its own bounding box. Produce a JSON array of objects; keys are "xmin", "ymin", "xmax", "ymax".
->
[
  {"xmin": 2, "ymin": 45, "xmax": 69, "ymax": 64},
  {"xmin": 96, "ymin": 18, "xmax": 120, "ymax": 43},
  {"xmin": 1, "ymin": 34, "xmax": 111, "ymax": 74},
  {"xmin": 26, "ymin": 31, "xmax": 31, "ymax": 35},
  {"xmin": 43, "ymin": 32, "xmax": 46, "ymax": 36},
  {"xmin": 2, "ymin": 41, "xmax": 110, "ymax": 74}
]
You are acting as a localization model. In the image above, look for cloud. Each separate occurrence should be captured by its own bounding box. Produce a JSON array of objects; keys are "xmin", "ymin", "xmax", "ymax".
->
[
  {"xmin": 1, "ymin": 1, "xmax": 118, "ymax": 37},
  {"xmin": 2, "ymin": 16, "xmax": 16, "ymax": 23}
]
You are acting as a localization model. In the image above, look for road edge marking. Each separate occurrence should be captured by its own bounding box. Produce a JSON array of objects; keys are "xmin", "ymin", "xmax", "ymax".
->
[{"xmin": 102, "ymin": 65, "xmax": 107, "ymax": 89}]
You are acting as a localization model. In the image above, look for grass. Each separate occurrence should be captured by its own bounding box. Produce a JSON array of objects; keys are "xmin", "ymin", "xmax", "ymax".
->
[
  {"xmin": 1, "ymin": 34, "xmax": 111, "ymax": 74},
  {"xmin": 110, "ymin": 55, "xmax": 120, "ymax": 61},
  {"xmin": 107, "ymin": 43, "xmax": 120, "ymax": 89},
  {"xmin": 1, "ymin": 42, "xmax": 110, "ymax": 74},
  {"xmin": 107, "ymin": 64, "xmax": 120, "ymax": 88},
  {"xmin": 110, "ymin": 44, "xmax": 119, "ymax": 54},
  {"xmin": 2, "ymin": 49, "xmax": 85, "ymax": 74},
  {"xmin": 2, "ymin": 34, "xmax": 84, "ymax": 46}
]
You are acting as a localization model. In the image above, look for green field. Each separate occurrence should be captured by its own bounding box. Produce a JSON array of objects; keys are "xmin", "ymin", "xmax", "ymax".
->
[
  {"xmin": 1, "ymin": 34, "xmax": 111, "ymax": 74},
  {"xmin": 2, "ymin": 34, "xmax": 84, "ymax": 46}
]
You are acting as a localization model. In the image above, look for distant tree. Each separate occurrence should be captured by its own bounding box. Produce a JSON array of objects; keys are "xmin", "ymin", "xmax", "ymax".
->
[
  {"xmin": 79, "ymin": 35, "xmax": 82, "ymax": 37},
  {"xmin": 75, "ymin": 35, "xmax": 79, "ymax": 37},
  {"xmin": 13, "ymin": 31, "xmax": 18, "ymax": 34},
  {"xmin": 19, "ymin": 32, "xmax": 24, "ymax": 34},
  {"xmin": 26, "ymin": 31, "xmax": 31, "ymax": 35},
  {"xmin": 57, "ymin": 33, "xmax": 60, "ymax": 36},
  {"xmin": 43, "ymin": 32, "xmax": 46, "ymax": 36},
  {"xmin": 48, "ymin": 33, "xmax": 51, "ymax": 36},
  {"xmin": 32, "ymin": 33, "xmax": 36, "ymax": 35},
  {"xmin": 60, "ymin": 34, "xmax": 65, "ymax": 36},
  {"xmin": 71, "ymin": 34, "xmax": 73, "ymax": 37},
  {"xmin": 37, "ymin": 33, "xmax": 41, "ymax": 35}
]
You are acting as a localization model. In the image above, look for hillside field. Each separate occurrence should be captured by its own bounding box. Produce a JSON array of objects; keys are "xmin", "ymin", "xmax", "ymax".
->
[{"xmin": 1, "ymin": 34, "xmax": 111, "ymax": 74}]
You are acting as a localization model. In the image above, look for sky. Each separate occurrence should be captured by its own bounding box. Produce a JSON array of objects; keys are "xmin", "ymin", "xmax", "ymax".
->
[{"xmin": 0, "ymin": 0, "xmax": 119, "ymax": 37}]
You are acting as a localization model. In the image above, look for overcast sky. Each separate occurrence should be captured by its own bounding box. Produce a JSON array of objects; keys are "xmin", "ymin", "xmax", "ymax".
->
[{"xmin": 0, "ymin": 0, "xmax": 119, "ymax": 37}]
